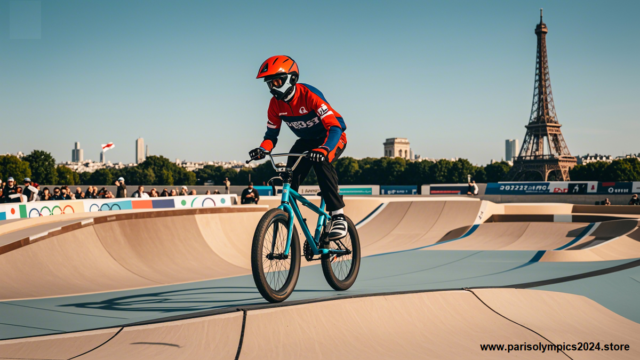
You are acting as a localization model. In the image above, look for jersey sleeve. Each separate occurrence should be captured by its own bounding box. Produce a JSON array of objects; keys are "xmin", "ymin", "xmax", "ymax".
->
[
  {"xmin": 260, "ymin": 99, "xmax": 281, "ymax": 152},
  {"xmin": 308, "ymin": 92, "xmax": 344, "ymax": 151}
]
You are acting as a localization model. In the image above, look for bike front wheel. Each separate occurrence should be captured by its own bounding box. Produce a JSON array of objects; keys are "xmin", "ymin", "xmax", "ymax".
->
[
  {"xmin": 251, "ymin": 209, "xmax": 301, "ymax": 303},
  {"xmin": 321, "ymin": 215, "xmax": 361, "ymax": 291}
]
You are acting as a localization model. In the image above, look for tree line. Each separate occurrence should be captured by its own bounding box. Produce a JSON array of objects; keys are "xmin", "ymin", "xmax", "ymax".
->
[{"xmin": 2, "ymin": 150, "xmax": 640, "ymax": 186}]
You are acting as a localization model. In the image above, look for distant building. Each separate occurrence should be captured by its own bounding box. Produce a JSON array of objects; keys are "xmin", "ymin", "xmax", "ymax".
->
[
  {"xmin": 616, "ymin": 154, "xmax": 640, "ymax": 161},
  {"xmin": 176, "ymin": 159, "xmax": 255, "ymax": 172},
  {"xmin": 384, "ymin": 138, "xmax": 411, "ymax": 160},
  {"xmin": 505, "ymin": 139, "xmax": 519, "ymax": 162},
  {"xmin": 146, "ymin": 145, "xmax": 149, "ymax": 158},
  {"xmin": 71, "ymin": 142, "xmax": 84, "ymax": 162},
  {"xmin": 576, "ymin": 154, "xmax": 614, "ymax": 165},
  {"xmin": 100, "ymin": 151, "xmax": 105, "ymax": 163},
  {"xmin": 1, "ymin": 151, "xmax": 25, "ymax": 159},
  {"xmin": 136, "ymin": 138, "xmax": 145, "ymax": 164}
]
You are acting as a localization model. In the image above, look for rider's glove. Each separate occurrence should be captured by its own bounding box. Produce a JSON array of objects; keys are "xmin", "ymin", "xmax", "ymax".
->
[
  {"xmin": 309, "ymin": 148, "xmax": 329, "ymax": 162},
  {"xmin": 249, "ymin": 148, "xmax": 266, "ymax": 161}
]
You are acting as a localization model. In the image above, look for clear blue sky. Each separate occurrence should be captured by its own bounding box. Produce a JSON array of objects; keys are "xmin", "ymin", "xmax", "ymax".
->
[{"xmin": 1, "ymin": 0, "xmax": 638, "ymax": 165}]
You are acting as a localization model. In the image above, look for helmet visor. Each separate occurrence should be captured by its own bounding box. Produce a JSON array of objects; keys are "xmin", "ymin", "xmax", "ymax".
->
[{"xmin": 265, "ymin": 75, "xmax": 288, "ymax": 90}]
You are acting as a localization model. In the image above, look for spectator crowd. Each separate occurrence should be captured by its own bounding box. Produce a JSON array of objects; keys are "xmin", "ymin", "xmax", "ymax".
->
[
  {"xmin": 0, "ymin": 176, "xmax": 222, "ymax": 203},
  {"xmin": 4, "ymin": 174, "xmax": 638, "ymax": 206}
]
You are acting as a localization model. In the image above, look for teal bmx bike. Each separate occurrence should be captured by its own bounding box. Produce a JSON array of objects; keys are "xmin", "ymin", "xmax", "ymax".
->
[{"xmin": 246, "ymin": 152, "xmax": 361, "ymax": 303}]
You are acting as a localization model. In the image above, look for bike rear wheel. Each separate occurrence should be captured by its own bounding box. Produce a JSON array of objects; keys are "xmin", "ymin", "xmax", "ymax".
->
[
  {"xmin": 321, "ymin": 215, "xmax": 361, "ymax": 291},
  {"xmin": 251, "ymin": 209, "xmax": 301, "ymax": 303}
]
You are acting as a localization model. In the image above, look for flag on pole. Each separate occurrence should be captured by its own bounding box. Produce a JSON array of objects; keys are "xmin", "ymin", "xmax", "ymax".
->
[{"xmin": 101, "ymin": 143, "xmax": 115, "ymax": 152}]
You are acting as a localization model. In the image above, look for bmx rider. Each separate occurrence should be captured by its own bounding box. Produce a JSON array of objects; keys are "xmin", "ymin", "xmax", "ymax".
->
[{"xmin": 249, "ymin": 55, "xmax": 348, "ymax": 241}]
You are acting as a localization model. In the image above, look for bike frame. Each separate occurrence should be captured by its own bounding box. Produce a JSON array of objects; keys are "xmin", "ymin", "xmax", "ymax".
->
[
  {"xmin": 249, "ymin": 152, "xmax": 346, "ymax": 257},
  {"xmin": 279, "ymin": 183, "xmax": 334, "ymax": 256}
]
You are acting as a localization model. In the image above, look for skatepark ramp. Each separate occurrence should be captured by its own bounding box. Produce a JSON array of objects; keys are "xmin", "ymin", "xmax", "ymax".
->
[
  {"xmin": 1, "ymin": 198, "xmax": 640, "ymax": 358},
  {"xmin": 1, "ymin": 289, "xmax": 638, "ymax": 359}
]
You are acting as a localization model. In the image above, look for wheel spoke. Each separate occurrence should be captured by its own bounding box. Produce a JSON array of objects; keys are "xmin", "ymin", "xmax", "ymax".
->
[
  {"xmin": 330, "ymin": 231, "xmax": 353, "ymax": 281},
  {"xmin": 262, "ymin": 220, "xmax": 292, "ymax": 292}
]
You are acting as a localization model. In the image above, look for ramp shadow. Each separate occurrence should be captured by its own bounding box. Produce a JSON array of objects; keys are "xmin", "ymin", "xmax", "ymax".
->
[{"xmin": 60, "ymin": 286, "xmax": 264, "ymax": 313}]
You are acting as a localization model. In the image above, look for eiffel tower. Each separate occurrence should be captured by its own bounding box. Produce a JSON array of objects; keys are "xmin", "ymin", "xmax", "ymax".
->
[{"xmin": 506, "ymin": 10, "xmax": 576, "ymax": 181}]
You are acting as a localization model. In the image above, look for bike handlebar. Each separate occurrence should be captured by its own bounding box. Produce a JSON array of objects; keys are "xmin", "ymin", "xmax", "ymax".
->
[{"xmin": 246, "ymin": 152, "xmax": 309, "ymax": 173}]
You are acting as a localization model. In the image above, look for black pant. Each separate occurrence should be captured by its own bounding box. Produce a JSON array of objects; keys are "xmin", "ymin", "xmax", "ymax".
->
[{"xmin": 286, "ymin": 138, "xmax": 346, "ymax": 212}]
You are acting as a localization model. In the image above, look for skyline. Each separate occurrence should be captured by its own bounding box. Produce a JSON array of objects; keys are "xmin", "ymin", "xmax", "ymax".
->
[{"xmin": 1, "ymin": 1, "xmax": 639, "ymax": 164}]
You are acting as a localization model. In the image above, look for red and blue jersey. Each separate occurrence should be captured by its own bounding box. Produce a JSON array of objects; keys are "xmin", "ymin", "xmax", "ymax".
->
[{"xmin": 260, "ymin": 83, "xmax": 347, "ymax": 153}]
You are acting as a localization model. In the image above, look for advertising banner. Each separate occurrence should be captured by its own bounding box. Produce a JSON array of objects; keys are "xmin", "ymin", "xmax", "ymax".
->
[
  {"xmin": 485, "ymin": 182, "xmax": 637, "ymax": 195},
  {"xmin": 568, "ymin": 182, "xmax": 598, "ymax": 194},
  {"xmin": 429, "ymin": 184, "xmax": 469, "ymax": 195},
  {"xmin": 547, "ymin": 182, "xmax": 569, "ymax": 193},
  {"xmin": 294, "ymin": 185, "xmax": 379, "ymax": 196},
  {"xmin": 598, "ymin": 182, "xmax": 632, "ymax": 195},
  {"xmin": 380, "ymin": 185, "xmax": 418, "ymax": 195},
  {"xmin": 485, "ymin": 183, "xmax": 551, "ymax": 195},
  {"xmin": 0, "ymin": 194, "xmax": 235, "ymax": 222}
]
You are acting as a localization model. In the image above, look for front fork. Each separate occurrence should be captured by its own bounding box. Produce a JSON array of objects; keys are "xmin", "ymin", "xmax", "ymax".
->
[{"xmin": 279, "ymin": 183, "xmax": 295, "ymax": 256}]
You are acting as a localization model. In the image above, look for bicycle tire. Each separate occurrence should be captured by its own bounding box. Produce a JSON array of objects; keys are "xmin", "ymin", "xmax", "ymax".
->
[
  {"xmin": 321, "ymin": 215, "xmax": 361, "ymax": 291},
  {"xmin": 251, "ymin": 208, "xmax": 301, "ymax": 303}
]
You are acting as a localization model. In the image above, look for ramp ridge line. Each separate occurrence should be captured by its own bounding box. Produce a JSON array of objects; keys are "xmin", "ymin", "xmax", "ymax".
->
[
  {"xmin": 464, "ymin": 289, "xmax": 573, "ymax": 359},
  {"xmin": 234, "ymin": 310, "xmax": 248, "ymax": 360},
  {"xmin": 366, "ymin": 223, "xmax": 480, "ymax": 258},
  {"xmin": 355, "ymin": 203, "xmax": 387, "ymax": 228},
  {"xmin": 554, "ymin": 223, "xmax": 597, "ymax": 251},
  {"xmin": 579, "ymin": 225, "xmax": 640, "ymax": 250},
  {"xmin": 67, "ymin": 326, "xmax": 124, "ymax": 360}
]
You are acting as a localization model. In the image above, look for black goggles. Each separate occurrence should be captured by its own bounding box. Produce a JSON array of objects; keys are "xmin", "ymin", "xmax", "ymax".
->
[{"xmin": 264, "ymin": 75, "xmax": 288, "ymax": 89}]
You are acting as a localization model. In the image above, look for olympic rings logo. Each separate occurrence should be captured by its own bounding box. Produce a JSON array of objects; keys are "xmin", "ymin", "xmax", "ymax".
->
[{"xmin": 28, "ymin": 205, "xmax": 75, "ymax": 218}]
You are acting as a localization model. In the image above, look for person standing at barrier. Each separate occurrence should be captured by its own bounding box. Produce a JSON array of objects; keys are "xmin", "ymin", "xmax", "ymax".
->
[
  {"xmin": 249, "ymin": 56, "xmax": 348, "ymax": 240},
  {"xmin": 115, "ymin": 177, "xmax": 127, "ymax": 198},
  {"xmin": 51, "ymin": 187, "xmax": 63, "ymax": 200},
  {"xmin": 61, "ymin": 186, "xmax": 73, "ymax": 200},
  {"xmin": 241, "ymin": 182, "xmax": 260, "ymax": 204},
  {"xmin": 132, "ymin": 185, "xmax": 149, "ymax": 198},
  {"xmin": 224, "ymin": 177, "xmax": 231, "ymax": 194},
  {"xmin": 2, "ymin": 178, "xmax": 19, "ymax": 203},
  {"xmin": 22, "ymin": 178, "xmax": 37, "ymax": 202},
  {"xmin": 629, "ymin": 194, "xmax": 640, "ymax": 206},
  {"xmin": 41, "ymin": 187, "xmax": 52, "ymax": 201}
]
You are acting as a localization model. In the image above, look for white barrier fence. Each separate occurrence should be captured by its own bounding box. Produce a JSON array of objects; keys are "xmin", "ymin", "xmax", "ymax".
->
[{"xmin": 0, "ymin": 194, "xmax": 236, "ymax": 221}]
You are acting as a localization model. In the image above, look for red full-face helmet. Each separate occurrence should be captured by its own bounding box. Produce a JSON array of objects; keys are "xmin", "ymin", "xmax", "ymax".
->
[{"xmin": 257, "ymin": 55, "xmax": 299, "ymax": 101}]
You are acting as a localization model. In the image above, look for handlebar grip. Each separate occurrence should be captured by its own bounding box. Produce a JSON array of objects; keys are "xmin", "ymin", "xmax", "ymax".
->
[{"xmin": 246, "ymin": 160, "xmax": 252, "ymax": 164}]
